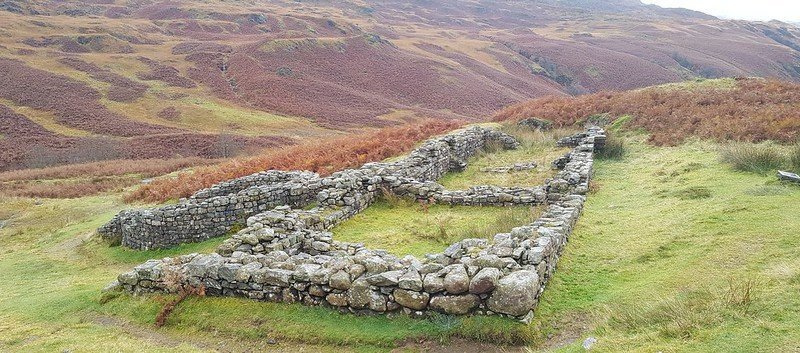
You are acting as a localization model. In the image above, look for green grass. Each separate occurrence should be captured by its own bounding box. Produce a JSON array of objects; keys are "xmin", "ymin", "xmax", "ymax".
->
[
  {"xmin": 650, "ymin": 77, "xmax": 738, "ymax": 91},
  {"xmin": 719, "ymin": 142, "xmax": 788, "ymax": 174},
  {"xmin": 790, "ymin": 143, "xmax": 800, "ymax": 171},
  {"xmin": 594, "ymin": 133, "xmax": 627, "ymax": 160},
  {"xmin": 532, "ymin": 135, "xmax": 800, "ymax": 352},
  {"xmin": 1, "ymin": 131, "xmax": 799, "ymax": 352},
  {"xmin": 333, "ymin": 199, "xmax": 540, "ymax": 257},
  {"xmin": 438, "ymin": 126, "xmax": 571, "ymax": 189}
]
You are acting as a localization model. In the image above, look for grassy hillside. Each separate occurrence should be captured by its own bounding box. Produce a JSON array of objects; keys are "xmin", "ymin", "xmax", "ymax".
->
[
  {"xmin": 495, "ymin": 78, "xmax": 800, "ymax": 146},
  {"xmin": 2, "ymin": 0, "xmax": 800, "ymax": 171},
  {"xmin": 1, "ymin": 123, "xmax": 798, "ymax": 352},
  {"xmin": 534, "ymin": 133, "xmax": 800, "ymax": 352}
]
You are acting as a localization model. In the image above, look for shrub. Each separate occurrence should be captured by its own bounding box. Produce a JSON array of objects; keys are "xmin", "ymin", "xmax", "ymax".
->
[
  {"xmin": 516, "ymin": 117, "xmax": 552, "ymax": 130},
  {"xmin": 584, "ymin": 113, "xmax": 611, "ymax": 126},
  {"xmin": 790, "ymin": 142, "xmax": 800, "ymax": 172},
  {"xmin": 719, "ymin": 143, "xmax": 786, "ymax": 174}
]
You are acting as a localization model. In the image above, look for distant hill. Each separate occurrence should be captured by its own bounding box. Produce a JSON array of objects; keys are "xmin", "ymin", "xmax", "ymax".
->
[{"xmin": 0, "ymin": 0, "xmax": 799, "ymax": 171}]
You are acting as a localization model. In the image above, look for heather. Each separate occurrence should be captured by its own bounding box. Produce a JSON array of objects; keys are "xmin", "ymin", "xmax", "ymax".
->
[{"xmin": 494, "ymin": 78, "xmax": 800, "ymax": 145}]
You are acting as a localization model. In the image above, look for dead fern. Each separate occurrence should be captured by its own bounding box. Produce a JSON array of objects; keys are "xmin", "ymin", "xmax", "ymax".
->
[{"xmin": 155, "ymin": 285, "xmax": 206, "ymax": 328}]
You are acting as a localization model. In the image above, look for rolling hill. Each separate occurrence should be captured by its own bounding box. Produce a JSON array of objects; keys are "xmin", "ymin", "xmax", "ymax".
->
[{"xmin": 0, "ymin": 0, "xmax": 799, "ymax": 171}]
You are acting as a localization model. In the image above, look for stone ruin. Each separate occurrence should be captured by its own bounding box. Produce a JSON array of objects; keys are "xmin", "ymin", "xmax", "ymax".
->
[{"xmin": 103, "ymin": 125, "xmax": 606, "ymax": 322}]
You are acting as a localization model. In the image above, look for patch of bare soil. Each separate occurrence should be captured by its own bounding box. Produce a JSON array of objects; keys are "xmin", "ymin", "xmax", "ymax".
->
[
  {"xmin": 536, "ymin": 313, "xmax": 594, "ymax": 351},
  {"xmin": 394, "ymin": 339, "xmax": 527, "ymax": 353},
  {"xmin": 92, "ymin": 315, "xmax": 208, "ymax": 349},
  {"xmin": 91, "ymin": 315, "xmax": 338, "ymax": 353}
]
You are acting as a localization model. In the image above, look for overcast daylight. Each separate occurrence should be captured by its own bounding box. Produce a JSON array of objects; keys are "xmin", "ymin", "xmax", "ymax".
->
[
  {"xmin": 643, "ymin": 0, "xmax": 800, "ymax": 22},
  {"xmin": 1, "ymin": 1, "xmax": 799, "ymax": 352}
]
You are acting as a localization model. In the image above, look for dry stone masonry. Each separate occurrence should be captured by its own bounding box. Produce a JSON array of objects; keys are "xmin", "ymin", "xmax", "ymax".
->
[
  {"xmin": 107, "ymin": 126, "xmax": 606, "ymax": 322},
  {"xmin": 480, "ymin": 162, "xmax": 538, "ymax": 173}
]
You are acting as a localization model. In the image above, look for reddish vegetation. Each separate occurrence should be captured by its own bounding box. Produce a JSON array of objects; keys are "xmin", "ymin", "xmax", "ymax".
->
[
  {"xmin": 0, "ymin": 104, "xmax": 75, "ymax": 171},
  {"xmin": 123, "ymin": 133, "xmax": 291, "ymax": 160},
  {"xmin": 157, "ymin": 106, "xmax": 182, "ymax": 121},
  {"xmin": 214, "ymin": 37, "xmax": 562, "ymax": 128},
  {"xmin": 0, "ymin": 177, "xmax": 139, "ymax": 199},
  {"xmin": 127, "ymin": 120, "xmax": 465, "ymax": 203},
  {"xmin": 136, "ymin": 57, "xmax": 197, "ymax": 88},
  {"xmin": 0, "ymin": 59, "xmax": 292, "ymax": 171},
  {"xmin": 0, "ymin": 157, "xmax": 220, "ymax": 199},
  {"xmin": 155, "ymin": 285, "xmax": 206, "ymax": 328},
  {"xmin": 59, "ymin": 57, "xmax": 148, "ymax": 102},
  {"xmin": 0, "ymin": 102, "xmax": 289, "ymax": 171},
  {"xmin": 0, "ymin": 157, "xmax": 217, "ymax": 182},
  {"xmin": 3, "ymin": 0, "xmax": 800, "ymax": 175},
  {"xmin": 0, "ymin": 58, "xmax": 172, "ymax": 137},
  {"xmin": 494, "ymin": 79, "xmax": 800, "ymax": 145}
]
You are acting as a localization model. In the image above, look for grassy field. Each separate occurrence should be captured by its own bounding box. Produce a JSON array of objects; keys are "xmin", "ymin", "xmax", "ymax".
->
[
  {"xmin": 333, "ymin": 200, "xmax": 540, "ymax": 257},
  {"xmin": 1, "ymin": 129, "xmax": 799, "ymax": 352},
  {"xmin": 535, "ymin": 134, "xmax": 800, "ymax": 352},
  {"xmin": 439, "ymin": 126, "xmax": 571, "ymax": 190}
]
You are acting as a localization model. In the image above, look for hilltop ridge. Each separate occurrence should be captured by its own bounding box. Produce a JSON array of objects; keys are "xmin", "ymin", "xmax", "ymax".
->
[{"xmin": 0, "ymin": 0, "xmax": 799, "ymax": 171}]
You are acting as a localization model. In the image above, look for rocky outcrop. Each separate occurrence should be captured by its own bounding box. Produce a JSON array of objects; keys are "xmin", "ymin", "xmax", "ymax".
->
[{"xmin": 111, "ymin": 126, "xmax": 606, "ymax": 321}]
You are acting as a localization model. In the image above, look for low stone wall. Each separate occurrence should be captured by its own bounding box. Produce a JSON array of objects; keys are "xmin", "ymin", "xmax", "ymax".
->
[
  {"xmin": 99, "ymin": 126, "xmax": 518, "ymax": 250},
  {"xmin": 480, "ymin": 162, "xmax": 538, "ymax": 173},
  {"xmin": 112, "ymin": 126, "xmax": 606, "ymax": 321},
  {"xmin": 98, "ymin": 171, "xmax": 321, "ymax": 250}
]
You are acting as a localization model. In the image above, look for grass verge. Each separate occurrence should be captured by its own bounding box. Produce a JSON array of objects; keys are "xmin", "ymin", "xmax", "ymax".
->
[{"xmin": 1, "ymin": 133, "xmax": 799, "ymax": 352}]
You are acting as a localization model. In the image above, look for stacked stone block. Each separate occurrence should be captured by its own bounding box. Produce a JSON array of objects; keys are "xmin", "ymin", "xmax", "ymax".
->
[{"xmin": 110, "ymin": 126, "xmax": 605, "ymax": 321}]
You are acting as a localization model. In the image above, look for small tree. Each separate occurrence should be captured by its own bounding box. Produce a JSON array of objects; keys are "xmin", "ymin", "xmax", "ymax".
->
[{"xmin": 212, "ymin": 129, "xmax": 245, "ymax": 158}]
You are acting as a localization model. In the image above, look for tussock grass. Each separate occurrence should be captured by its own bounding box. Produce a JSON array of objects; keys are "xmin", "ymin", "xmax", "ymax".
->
[
  {"xmin": 595, "ymin": 134, "xmax": 627, "ymax": 160},
  {"xmin": 494, "ymin": 78, "xmax": 800, "ymax": 146},
  {"xmin": 719, "ymin": 142, "xmax": 786, "ymax": 174},
  {"xmin": 790, "ymin": 143, "xmax": 800, "ymax": 171},
  {"xmin": 610, "ymin": 278, "xmax": 761, "ymax": 340},
  {"xmin": 674, "ymin": 186, "xmax": 712, "ymax": 200}
]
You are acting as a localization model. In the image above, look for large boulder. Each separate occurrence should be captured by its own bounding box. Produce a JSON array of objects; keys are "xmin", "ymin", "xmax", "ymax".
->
[
  {"xmin": 393, "ymin": 289, "xmax": 430, "ymax": 310},
  {"xmin": 366, "ymin": 270, "xmax": 403, "ymax": 286},
  {"xmin": 429, "ymin": 294, "xmax": 480, "ymax": 315},
  {"xmin": 469, "ymin": 267, "xmax": 501, "ymax": 294},
  {"xmin": 185, "ymin": 253, "xmax": 224, "ymax": 278},
  {"xmin": 369, "ymin": 292, "xmax": 387, "ymax": 312},
  {"xmin": 398, "ymin": 270, "xmax": 423, "ymax": 291},
  {"xmin": 329, "ymin": 270, "xmax": 351, "ymax": 290},
  {"xmin": 423, "ymin": 274, "xmax": 445, "ymax": 293},
  {"xmin": 487, "ymin": 270, "xmax": 539, "ymax": 316},
  {"xmin": 118, "ymin": 271, "xmax": 138, "ymax": 285},
  {"xmin": 253, "ymin": 268, "xmax": 293, "ymax": 287},
  {"xmin": 443, "ymin": 265, "xmax": 470, "ymax": 294},
  {"xmin": 326, "ymin": 293, "xmax": 348, "ymax": 307},
  {"xmin": 347, "ymin": 278, "xmax": 372, "ymax": 309}
]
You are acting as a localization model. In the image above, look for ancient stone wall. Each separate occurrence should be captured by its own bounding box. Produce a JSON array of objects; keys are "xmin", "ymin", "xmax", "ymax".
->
[
  {"xmin": 99, "ymin": 127, "xmax": 520, "ymax": 250},
  {"xmin": 111, "ymin": 126, "xmax": 606, "ymax": 321}
]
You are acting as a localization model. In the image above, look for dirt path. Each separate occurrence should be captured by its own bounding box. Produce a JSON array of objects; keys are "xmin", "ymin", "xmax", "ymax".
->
[
  {"xmin": 92, "ymin": 315, "xmax": 212, "ymax": 350},
  {"xmin": 394, "ymin": 339, "xmax": 529, "ymax": 353}
]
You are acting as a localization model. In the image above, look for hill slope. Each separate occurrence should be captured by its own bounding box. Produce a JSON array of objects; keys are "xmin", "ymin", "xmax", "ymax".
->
[{"xmin": 1, "ymin": 0, "xmax": 799, "ymax": 170}]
